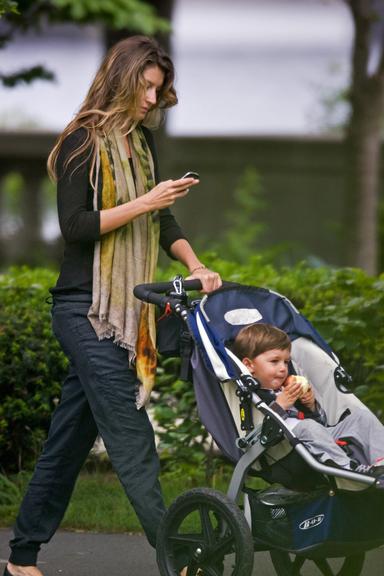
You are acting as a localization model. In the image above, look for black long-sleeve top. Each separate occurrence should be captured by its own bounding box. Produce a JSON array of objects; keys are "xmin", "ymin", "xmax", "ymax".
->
[{"xmin": 51, "ymin": 127, "xmax": 186, "ymax": 294}]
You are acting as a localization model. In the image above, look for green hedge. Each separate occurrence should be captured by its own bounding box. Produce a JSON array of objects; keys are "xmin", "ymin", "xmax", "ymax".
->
[
  {"xmin": 1, "ymin": 261, "xmax": 384, "ymax": 473},
  {"xmin": 0, "ymin": 267, "xmax": 67, "ymax": 472}
]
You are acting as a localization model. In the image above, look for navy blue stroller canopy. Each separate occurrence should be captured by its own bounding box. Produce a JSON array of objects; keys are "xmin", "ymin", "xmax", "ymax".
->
[{"xmin": 190, "ymin": 284, "xmax": 334, "ymax": 359}]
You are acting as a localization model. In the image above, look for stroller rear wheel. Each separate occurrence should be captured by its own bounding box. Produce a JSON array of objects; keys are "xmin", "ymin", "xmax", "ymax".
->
[
  {"xmin": 270, "ymin": 549, "xmax": 365, "ymax": 576},
  {"xmin": 156, "ymin": 487, "xmax": 254, "ymax": 576}
]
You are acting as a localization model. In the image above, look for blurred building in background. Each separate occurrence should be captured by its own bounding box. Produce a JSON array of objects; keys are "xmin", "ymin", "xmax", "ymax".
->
[
  {"xmin": 0, "ymin": 0, "xmax": 352, "ymax": 135},
  {"xmin": 170, "ymin": 0, "xmax": 352, "ymax": 136},
  {"xmin": 0, "ymin": 0, "xmax": 356, "ymax": 267}
]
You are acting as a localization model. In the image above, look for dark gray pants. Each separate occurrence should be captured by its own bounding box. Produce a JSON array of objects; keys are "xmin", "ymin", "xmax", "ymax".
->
[
  {"xmin": 9, "ymin": 294, "xmax": 165, "ymax": 566},
  {"xmin": 292, "ymin": 408, "xmax": 384, "ymax": 468}
]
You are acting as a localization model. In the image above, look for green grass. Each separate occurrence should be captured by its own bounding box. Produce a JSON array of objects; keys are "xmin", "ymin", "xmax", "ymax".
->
[
  {"xmin": 0, "ymin": 467, "xmax": 248, "ymax": 533},
  {"xmin": 62, "ymin": 472, "xmax": 142, "ymax": 532}
]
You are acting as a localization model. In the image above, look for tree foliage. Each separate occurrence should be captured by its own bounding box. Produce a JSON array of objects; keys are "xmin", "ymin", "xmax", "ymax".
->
[
  {"xmin": 0, "ymin": 0, "xmax": 170, "ymax": 88},
  {"xmin": 215, "ymin": 167, "xmax": 267, "ymax": 264},
  {"xmin": 0, "ymin": 65, "xmax": 54, "ymax": 87},
  {"xmin": 0, "ymin": 0, "xmax": 18, "ymax": 16},
  {"xmin": 52, "ymin": 0, "xmax": 170, "ymax": 33}
]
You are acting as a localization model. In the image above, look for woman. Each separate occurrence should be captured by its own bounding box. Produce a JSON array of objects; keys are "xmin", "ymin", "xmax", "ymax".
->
[{"xmin": 5, "ymin": 36, "xmax": 221, "ymax": 576}]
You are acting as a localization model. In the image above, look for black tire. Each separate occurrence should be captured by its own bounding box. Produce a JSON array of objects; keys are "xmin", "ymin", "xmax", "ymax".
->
[
  {"xmin": 156, "ymin": 487, "xmax": 254, "ymax": 576},
  {"xmin": 270, "ymin": 549, "xmax": 365, "ymax": 576}
]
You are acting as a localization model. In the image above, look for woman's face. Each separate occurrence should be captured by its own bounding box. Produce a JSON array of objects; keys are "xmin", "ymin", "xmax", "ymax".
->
[{"xmin": 135, "ymin": 64, "xmax": 165, "ymax": 120}]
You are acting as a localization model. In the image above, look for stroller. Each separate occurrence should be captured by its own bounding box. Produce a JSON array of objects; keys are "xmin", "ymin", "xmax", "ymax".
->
[{"xmin": 134, "ymin": 278, "xmax": 384, "ymax": 576}]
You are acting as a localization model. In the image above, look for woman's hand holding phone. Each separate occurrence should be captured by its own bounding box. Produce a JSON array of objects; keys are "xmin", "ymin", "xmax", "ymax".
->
[
  {"xmin": 142, "ymin": 172, "xmax": 199, "ymax": 211},
  {"xmin": 173, "ymin": 171, "xmax": 200, "ymax": 194}
]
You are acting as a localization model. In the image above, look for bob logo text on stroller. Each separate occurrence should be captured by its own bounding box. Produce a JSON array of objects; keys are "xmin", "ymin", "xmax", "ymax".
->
[{"xmin": 299, "ymin": 514, "xmax": 325, "ymax": 530}]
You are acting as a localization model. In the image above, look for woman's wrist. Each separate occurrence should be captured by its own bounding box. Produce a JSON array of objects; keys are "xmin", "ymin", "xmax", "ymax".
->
[{"xmin": 189, "ymin": 264, "xmax": 206, "ymax": 274}]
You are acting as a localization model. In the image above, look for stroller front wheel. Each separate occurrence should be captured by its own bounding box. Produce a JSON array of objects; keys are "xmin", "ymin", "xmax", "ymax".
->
[{"xmin": 156, "ymin": 487, "xmax": 254, "ymax": 576}]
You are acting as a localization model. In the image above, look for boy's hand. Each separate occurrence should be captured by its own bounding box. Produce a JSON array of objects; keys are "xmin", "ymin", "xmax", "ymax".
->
[
  {"xmin": 300, "ymin": 387, "xmax": 316, "ymax": 412},
  {"xmin": 276, "ymin": 380, "xmax": 302, "ymax": 410}
]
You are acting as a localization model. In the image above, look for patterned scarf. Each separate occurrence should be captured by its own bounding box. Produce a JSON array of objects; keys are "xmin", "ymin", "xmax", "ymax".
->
[{"xmin": 88, "ymin": 127, "xmax": 160, "ymax": 408}]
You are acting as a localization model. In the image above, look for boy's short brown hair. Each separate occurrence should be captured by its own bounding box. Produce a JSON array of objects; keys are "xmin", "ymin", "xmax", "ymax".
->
[{"xmin": 232, "ymin": 323, "xmax": 291, "ymax": 360}]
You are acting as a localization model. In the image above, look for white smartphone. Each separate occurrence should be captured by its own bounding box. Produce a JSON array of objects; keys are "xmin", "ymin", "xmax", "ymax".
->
[{"xmin": 181, "ymin": 171, "xmax": 199, "ymax": 180}]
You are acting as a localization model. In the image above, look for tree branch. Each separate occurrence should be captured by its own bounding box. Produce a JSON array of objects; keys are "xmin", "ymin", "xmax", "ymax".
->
[{"xmin": 0, "ymin": 65, "xmax": 55, "ymax": 88}]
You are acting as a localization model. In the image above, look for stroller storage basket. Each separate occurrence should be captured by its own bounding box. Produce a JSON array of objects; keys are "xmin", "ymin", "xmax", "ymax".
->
[{"xmin": 247, "ymin": 485, "xmax": 384, "ymax": 557}]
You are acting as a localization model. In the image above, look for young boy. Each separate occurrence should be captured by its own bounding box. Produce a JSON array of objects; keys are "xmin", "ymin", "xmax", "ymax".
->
[{"xmin": 232, "ymin": 323, "xmax": 384, "ymax": 477}]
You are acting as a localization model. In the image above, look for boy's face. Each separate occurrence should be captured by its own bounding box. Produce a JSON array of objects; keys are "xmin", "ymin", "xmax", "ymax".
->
[{"xmin": 244, "ymin": 347, "xmax": 290, "ymax": 390}]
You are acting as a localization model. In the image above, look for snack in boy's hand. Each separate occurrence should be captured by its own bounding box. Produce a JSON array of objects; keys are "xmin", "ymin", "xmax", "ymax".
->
[{"xmin": 284, "ymin": 375, "xmax": 310, "ymax": 396}]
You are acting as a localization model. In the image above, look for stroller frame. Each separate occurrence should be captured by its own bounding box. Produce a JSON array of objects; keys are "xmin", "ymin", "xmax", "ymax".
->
[{"xmin": 134, "ymin": 278, "xmax": 384, "ymax": 576}]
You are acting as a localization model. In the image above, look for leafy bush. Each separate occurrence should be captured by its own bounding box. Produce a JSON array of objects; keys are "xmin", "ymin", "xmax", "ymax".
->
[
  {"xmin": 0, "ymin": 267, "xmax": 67, "ymax": 472},
  {"xmin": 152, "ymin": 359, "xmax": 221, "ymax": 483},
  {"xmin": 0, "ymin": 472, "xmax": 21, "ymax": 505},
  {"xmin": 1, "ymin": 262, "xmax": 384, "ymax": 475},
  {"xmin": 214, "ymin": 167, "xmax": 267, "ymax": 263}
]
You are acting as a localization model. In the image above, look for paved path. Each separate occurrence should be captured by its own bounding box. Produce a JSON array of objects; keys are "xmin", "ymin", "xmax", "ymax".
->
[
  {"xmin": 0, "ymin": 530, "xmax": 158, "ymax": 575},
  {"xmin": 1, "ymin": 528, "xmax": 383, "ymax": 575}
]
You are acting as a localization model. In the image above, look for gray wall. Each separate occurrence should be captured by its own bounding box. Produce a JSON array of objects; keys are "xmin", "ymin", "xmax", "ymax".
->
[
  {"xmin": 0, "ymin": 132, "xmax": 352, "ymax": 268},
  {"xmin": 156, "ymin": 133, "xmax": 348, "ymax": 265}
]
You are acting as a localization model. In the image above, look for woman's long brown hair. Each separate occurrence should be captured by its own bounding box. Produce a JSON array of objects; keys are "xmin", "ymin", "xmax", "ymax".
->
[{"xmin": 47, "ymin": 35, "xmax": 177, "ymax": 185}]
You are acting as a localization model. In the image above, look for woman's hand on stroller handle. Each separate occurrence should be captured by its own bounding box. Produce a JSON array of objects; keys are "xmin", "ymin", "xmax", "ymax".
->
[{"xmin": 186, "ymin": 267, "xmax": 222, "ymax": 293}]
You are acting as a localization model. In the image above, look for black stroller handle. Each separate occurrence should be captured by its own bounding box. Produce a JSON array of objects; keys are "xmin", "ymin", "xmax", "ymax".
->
[{"xmin": 133, "ymin": 279, "xmax": 202, "ymax": 308}]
